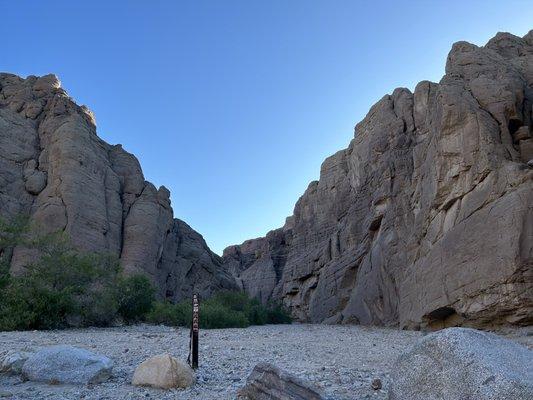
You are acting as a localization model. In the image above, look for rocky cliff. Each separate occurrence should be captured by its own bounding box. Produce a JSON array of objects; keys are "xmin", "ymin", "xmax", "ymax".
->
[
  {"xmin": 0, "ymin": 73, "xmax": 236, "ymax": 301},
  {"xmin": 223, "ymin": 31, "xmax": 533, "ymax": 329}
]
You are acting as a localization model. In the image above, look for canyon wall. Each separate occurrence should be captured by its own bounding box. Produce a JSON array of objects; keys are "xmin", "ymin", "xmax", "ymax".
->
[
  {"xmin": 223, "ymin": 31, "xmax": 533, "ymax": 329},
  {"xmin": 0, "ymin": 73, "xmax": 236, "ymax": 301},
  {"xmin": 1, "ymin": 30, "xmax": 531, "ymax": 329}
]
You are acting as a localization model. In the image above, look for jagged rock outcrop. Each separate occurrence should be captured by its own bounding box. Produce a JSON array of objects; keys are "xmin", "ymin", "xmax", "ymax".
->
[
  {"xmin": 0, "ymin": 72, "xmax": 236, "ymax": 301},
  {"xmin": 223, "ymin": 31, "xmax": 533, "ymax": 329}
]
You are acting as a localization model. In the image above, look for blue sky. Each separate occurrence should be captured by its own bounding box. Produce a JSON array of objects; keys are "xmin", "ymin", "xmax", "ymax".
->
[{"xmin": 1, "ymin": 1, "xmax": 531, "ymax": 254}]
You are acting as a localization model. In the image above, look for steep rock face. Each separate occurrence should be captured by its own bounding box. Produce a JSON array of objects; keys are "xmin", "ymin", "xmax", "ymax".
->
[
  {"xmin": 0, "ymin": 73, "xmax": 236, "ymax": 300},
  {"xmin": 223, "ymin": 31, "xmax": 533, "ymax": 329}
]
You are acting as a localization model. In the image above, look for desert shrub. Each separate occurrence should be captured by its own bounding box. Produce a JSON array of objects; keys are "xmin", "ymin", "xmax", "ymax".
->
[
  {"xmin": 199, "ymin": 302, "xmax": 249, "ymax": 329},
  {"xmin": 0, "ymin": 250, "xmax": 120, "ymax": 330},
  {"xmin": 265, "ymin": 302, "xmax": 292, "ymax": 324},
  {"xmin": 0, "ymin": 216, "xmax": 28, "ymax": 292},
  {"xmin": 146, "ymin": 301, "xmax": 190, "ymax": 326},
  {"xmin": 146, "ymin": 291, "xmax": 291, "ymax": 329},
  {"xmin": 0, "ymin": 257, "xmax": 10, "ymax": 297},
  {"xmin": 0, "ymin": 217, "xmax": 292, "ymax": 331},
  {"xmin": 246, "ymin": 301, "xmax": 268, "ymax": 326},
  {"xmin": 117, "ymin": 275, "xmax": 156, "ymax": 323},
  {"xmin": 208, "ymin": 291, "xmax": 266, "ymax": 324},
  {"xmin": 203, "ymin": 291, "xmax": 291, "ymax": 326},
  {"xmin": 146, "ymin": 302, "xmax": 180, "ymax": 325},
  {"xmin": 210, "ymin": 290, "xmax": 250, "ymax": 311},
  {"xmin": 0, "ymin": 283, "xmax": 36, "ymax": 331},
  {"xmin": 0, "ymin": 217, "xmax": 157, "ymax": 331}
]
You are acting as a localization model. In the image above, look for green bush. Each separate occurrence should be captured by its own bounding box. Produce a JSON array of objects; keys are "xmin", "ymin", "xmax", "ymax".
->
[
  {"xmin": 80, "ymin": 285, "xmax": 120, "ymax": 327},
  {"xmin": 146, "ymin": 301, "xmax": 190, "ymax": 327},
  {"xmin": 117, "ymin": 275, "xmax": 156, "ymax": 323},
  {"xmin": 0, "ymin": 217, "xmax": 292, "ymax": 331},
  {"xmin": 266, "ymin": 302, "xmax": 293, "ymax": 324},
  {"xmin": 200, "ymin": 302, "xmax": 249, "ymax": 329},
  {"xmin": 0, "ymin": 218, "xmax": 157, "ymax": 331},
  {"xmin": 0, "ymin": 284, "xmax": 36, "ymax": 331},
  {"xmin": 210, "ymin": 291, "xmax": 250, "ymax": 311},
  {"xmin": 246, "ymin": 301, "xmax": 268, "ymax": 326},
  {"xmin": 146, "ymin": 302, "xmax": 180, "ymax": 325},
  {"xmin": 146, "ymin": 290, "xmax": 292, "ymax": 329}
]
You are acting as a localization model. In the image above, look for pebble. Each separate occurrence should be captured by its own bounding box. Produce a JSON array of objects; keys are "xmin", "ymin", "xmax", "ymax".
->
[{"xmin": 371, "ymin": 378, "xmax": 382, "ymax": 390}]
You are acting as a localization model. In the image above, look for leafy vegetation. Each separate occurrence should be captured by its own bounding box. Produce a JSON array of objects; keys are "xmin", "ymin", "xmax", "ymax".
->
[
  {"xmin": 146, "ymin": 291, "xmax": 292, "ymax": 329},
  {"xmin": 0, "ymin": 217, "xmax": 291, "ymax": 331},
  {"xmin": 0, "ymin": 217, "xmax": 155, "ymax": 330},
  {"xmin": 116, "ymin": 275, "xmax": 156, "ymax": 323}
]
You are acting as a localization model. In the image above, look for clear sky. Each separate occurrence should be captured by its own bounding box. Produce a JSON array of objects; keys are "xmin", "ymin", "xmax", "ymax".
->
[{"xmin": 1, "ymin": 1, "xmax": 531, "ymax": 254}]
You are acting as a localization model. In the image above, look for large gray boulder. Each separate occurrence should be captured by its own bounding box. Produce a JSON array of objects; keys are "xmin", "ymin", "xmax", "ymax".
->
[
  {"xmin": 21, "ymin": 345, "xmax": 113, "ymax": 385},
  {"xmin": 389, "ymin": 328, "xmax": 533, "ymax": 400},
  {"xmin": 223, "ymin": 30, "xmax": 533, "ymax": 329},
  {"xmin": 0, "ymin": 72, "xmax": 237, "ymax": 302},
  {"xmin": 238, "ymin": 363, "xmax": 324, "ymax": 400}
]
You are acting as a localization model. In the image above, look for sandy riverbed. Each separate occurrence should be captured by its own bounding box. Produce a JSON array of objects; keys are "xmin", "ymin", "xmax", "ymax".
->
[{"xmin": 1, "ymin": 324, "xmax": 531, "ymax": 400}]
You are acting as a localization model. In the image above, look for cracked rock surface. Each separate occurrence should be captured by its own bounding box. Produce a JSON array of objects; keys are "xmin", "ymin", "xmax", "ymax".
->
[{"xmin": 223, "ymin": 30, "xmax": 533, "ymax": 329}]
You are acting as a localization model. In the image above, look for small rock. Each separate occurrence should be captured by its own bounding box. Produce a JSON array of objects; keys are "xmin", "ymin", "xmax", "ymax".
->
[
  {"xmin": 132, "ymin": 354, "xmax": 195, "ymax": 389},
  {"xmin": 371, "ymin": 378, "xmax": 382, "ymax": 390}
]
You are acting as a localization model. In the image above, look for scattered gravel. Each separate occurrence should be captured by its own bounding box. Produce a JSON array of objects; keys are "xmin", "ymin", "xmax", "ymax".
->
[{"xmin": 0, "ymin": 324, "xmax": 531, "ymax": 400}]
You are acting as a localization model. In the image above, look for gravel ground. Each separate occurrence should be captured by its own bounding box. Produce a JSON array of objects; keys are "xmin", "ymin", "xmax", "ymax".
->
[{"xmin": 0, "ymin": 324, "xmax": 531, "ymax": 400}]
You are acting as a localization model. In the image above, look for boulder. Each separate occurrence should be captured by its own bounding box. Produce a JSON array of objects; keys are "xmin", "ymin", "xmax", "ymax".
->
[
  {"xmin": 21, "ymin": 345, "xmax": 113, "ymax": 385},
  {"xmin": 238, "ymin": 363, "xmax": 324, "ymax": 400},
  {"xmin": 0, "ymin": 350, "xmax": 32, "ymax": 374},
  {"xmin": 131, "ymin": 354, "xmax": 195, "ymax": 389},
  {"xmin": 389, "ymin": 327, "xmax": 533, "ymax": 400}
]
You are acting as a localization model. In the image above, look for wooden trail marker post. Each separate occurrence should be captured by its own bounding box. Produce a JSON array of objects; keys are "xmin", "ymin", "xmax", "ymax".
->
[{"xmin": 188, "ymin": 293, "xmax": 199, "ymax": 369}]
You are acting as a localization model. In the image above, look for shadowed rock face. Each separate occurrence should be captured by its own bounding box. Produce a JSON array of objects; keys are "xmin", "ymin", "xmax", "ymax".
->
[
  {"xmin": 223, "ymin": 31, "xmax": 533, "ymax": 329},
  {"xmin": 0, "ymin": 73, "xmax": 237, "ymax": 301}
]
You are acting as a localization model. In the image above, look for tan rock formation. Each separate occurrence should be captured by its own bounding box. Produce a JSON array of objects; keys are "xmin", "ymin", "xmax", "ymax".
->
[
  {"xmin": 0, "ymin": 73, "xmax": 237, "ymax": 301},
  {"xmin": 223, "ymin": 31, "xmax": 533, "ymax": 329}
]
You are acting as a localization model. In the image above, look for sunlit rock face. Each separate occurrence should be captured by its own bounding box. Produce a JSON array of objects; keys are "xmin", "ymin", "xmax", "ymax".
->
[
  {"xmin": 223, "ymin": 31, "xmax": 533, "ymax": 329},
  {"xmin": 0, "ymin": 73, "xmax": 237, "ymax": 301}
]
